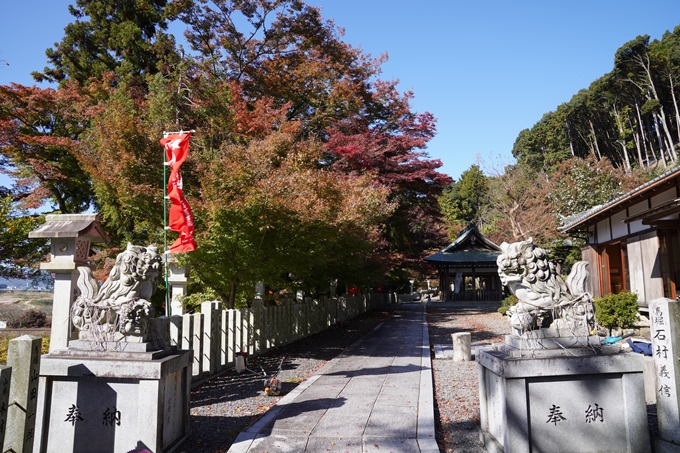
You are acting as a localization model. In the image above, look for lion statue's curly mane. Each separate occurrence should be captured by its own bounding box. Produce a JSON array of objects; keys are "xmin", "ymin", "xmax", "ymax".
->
[
  {"xmin": 71, "ymin": 243, "xmax": 162, "ymax": 340},
  {"xmin": 497, "ymin": 238, "xmax": 594, "ymax": 335}
]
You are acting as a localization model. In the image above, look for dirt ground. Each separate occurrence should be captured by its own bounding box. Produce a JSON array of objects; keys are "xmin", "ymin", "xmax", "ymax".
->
[{"xmin": 0, "ymin": 290, "xmax": 53, "ymax": 324}]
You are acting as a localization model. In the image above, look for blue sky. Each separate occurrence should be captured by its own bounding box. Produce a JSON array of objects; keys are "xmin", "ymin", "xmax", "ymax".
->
[{"xmin": 2, "ymin": 1, "xmax": 680, "ymax": 182}]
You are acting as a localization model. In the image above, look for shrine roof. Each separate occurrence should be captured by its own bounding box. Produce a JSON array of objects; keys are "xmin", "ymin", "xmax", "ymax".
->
[{"xmin": 424, "ymin": 225, "xmax": 501, "ymax": 265}]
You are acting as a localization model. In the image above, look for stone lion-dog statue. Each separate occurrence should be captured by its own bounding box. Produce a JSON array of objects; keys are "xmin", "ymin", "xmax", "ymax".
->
[{"xmin": 497, "ymin": 238, "xmax": 595, "ymax": 337}]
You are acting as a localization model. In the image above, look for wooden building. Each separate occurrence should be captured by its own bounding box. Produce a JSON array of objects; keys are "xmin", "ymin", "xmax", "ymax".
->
[
  {"xmin": 425, "ymin": 226, "xmax": 503, "ymax": 302},
  {"xmin": 560, "ymin": 166, "xmax": 680, "ymax": 305}
]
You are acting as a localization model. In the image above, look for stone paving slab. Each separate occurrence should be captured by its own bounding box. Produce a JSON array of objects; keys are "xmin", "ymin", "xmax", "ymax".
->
[
  {"xmin": 363, "ymin": 437, "xmax": 421, "ymax": 452},
  {"xmin": 307, "ymin": 436, "xmax": 363, "ymax": 452},
  {"xmin": 227, "ymin": 304, "xmax": 436, "ymax": 453},
  {"xmin": 310, "ymin": 414, "xmax": 370, "ymax": 437},
  {"xmin": 364, "ymin": 407, "xmax": 417, "ymax": 437},
  {"xmin": 339, "ymin": 378, "xmax": 385, "ymax": 394},
  {"xmin": 375, "ymin": 391, "xmax": 418, "ymax": 407},
  {"xmin": 294, "ymin": 384, "xmax": 345, "ymax": 400},
  {"xmin": 328, "ymin": 396, "xmax": 377, "ymax": 411},
  {"xmin": 248, "ymin": 434, "xmax": 309, "ymax": 452}
]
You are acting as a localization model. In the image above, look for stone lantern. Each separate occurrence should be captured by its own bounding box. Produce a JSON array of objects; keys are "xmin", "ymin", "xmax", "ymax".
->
[
  {"xmin": 167, "ymin": 256, "xmax": 191, "ymax": 316},
  {"xmin": 29, "ymin": 214, "xmax": 109, "ymax": 352}
]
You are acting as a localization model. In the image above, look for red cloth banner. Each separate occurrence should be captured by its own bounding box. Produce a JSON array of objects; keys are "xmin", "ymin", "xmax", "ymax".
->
[{"xmin": 161, "ymin": 132, "xmax": 197, "ymax": 253}]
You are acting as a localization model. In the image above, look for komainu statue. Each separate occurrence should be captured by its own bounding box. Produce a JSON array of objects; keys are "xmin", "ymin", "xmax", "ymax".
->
[
  {"xmin": 497, "ymin": 238, "xmax": 595, "ymax": 336},
  {"xmin": 71, "ymin": 243, "xmax": 162, "ymax": 341}
]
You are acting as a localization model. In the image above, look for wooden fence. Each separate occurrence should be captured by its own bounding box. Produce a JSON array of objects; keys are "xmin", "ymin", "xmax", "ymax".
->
[{"xmin": 155, "ymin": 293, "xmax": 393, "ymax": 383}]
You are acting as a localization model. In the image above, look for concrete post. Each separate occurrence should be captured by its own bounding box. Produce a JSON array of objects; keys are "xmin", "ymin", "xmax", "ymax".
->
[
  {"xmin": 649, "ymin": 297, "xmax": 680, "ymax": 452},
  {"xmin": 220, "ymin": 309, "xmax": 228, "ymax": 370},
  {"xmin": 253, "ymin": 299, "xmax": 263, "ymax": 355},
  {"xmin": 452, "ymin": 332, "xmax": 472, "ymax": 362},
  {"xmin": 227, "ymin": 310, "xmax": 235, "ymax": 365},
  {"xmin": 3, "ymin": 335, "xmax": 41, "ymax": 453},
  {"xmin": 193, "ymin": 313, "xmax": 204, "ymax": 377},
  {"xmin": 0, "ymin": 365, "xmax": 11, "ymax": 447}
]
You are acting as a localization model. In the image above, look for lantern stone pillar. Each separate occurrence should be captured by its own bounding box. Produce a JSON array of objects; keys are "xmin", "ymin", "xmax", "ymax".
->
[
  {"xmin": 255, "ymin": 281, "xmax": 265, "ymax": 301},
  {"xmin": 29, "ymin": 214, "xmax": 109, "ymax": 352},
  {"xmin": 168, "ymin": 258, "xmax": 191, "ymax": 316},
  {"xmin": 330, "ymin": 279, "xmax": 337, "ymax": 298}
]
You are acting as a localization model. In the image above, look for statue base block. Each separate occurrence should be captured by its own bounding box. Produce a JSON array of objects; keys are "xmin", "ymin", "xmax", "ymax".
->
[
  {"xmin": 498, "ymin": 334, "xmax": 619, "ymax": 358},
  {"xmin": 33, "ymin": 349, "xmax": 192, "ymax": 453},
  {"xmin": 54, "ymin": 343, "xmax": 176, "ymax": 360},
  {"xmin": 477, "ymin": 343, "xmax": 650, "ymax": 453}
]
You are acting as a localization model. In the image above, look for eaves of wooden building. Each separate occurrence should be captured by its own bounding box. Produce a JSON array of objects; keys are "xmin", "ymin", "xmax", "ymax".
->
[{"xmin": 560, "ymin": 165, "xmax": 680, "ymax": 307}]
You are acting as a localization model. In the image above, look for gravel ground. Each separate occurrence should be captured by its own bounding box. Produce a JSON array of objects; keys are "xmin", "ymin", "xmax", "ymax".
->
[
  {"xmin": 177, "ymin": 309, "xmax": 393, "ymax": 453},
  {"xmin": 427, "ymin": 304, "xmax": 511, "ymax": 453}
]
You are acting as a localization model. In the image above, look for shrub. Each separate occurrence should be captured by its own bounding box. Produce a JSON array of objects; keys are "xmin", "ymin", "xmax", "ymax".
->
[
  {"xmin": 594, "ymin": 292, "xmax": 639, "ymax": 335},
  {"xmin": 180, "ymin": 288, "xmax": 222, "ymax": 314},
  {"xmin": 498, "ymin": 294, "xmax": 518, "ymax": 316},
  {"xmin": 18, "ymin": 309, "xmax": 50, "ymax": 328}
]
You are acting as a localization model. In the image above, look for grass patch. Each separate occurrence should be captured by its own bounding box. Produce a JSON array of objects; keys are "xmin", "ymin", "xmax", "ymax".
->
[{"xmin": 30, "ymin": 298, "xmax": 53, "ymax": 309}]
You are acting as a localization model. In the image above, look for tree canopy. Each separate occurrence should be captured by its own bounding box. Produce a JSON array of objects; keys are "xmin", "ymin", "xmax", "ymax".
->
[
  {"xmin": 0, "ymin": 0, "xmax": 450, "ymax": 306},
  {"xmin": 514, "ymin": 26, "xmax": 680, "ymax": 174}
]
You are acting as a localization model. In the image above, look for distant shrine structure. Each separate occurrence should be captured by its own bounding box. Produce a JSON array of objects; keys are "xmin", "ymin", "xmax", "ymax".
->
[{"xmin": 425, "ymin": 226, "xmax": 502, "ymax": 302}]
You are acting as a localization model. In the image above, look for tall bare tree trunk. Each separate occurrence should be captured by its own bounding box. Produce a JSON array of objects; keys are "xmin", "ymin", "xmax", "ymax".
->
[
  {"xmin": 639, "ymin": 54, "xmax": 677, "ymax": 162},
  {"xmin": 612, "ymin": 104, "xmax": 632, "ymax": 172},
  {"xmin": 635, "ymin": 101, "xmax": 651, "ymax": 167},
  {"xmin": 589, "ymin": 120, "xmax": 602, "ymax": 160},
  {"xmin": 669, "ymin": 73, "xmax": 680, "ymax": 144},
  {"xmin": 631, "ymin": 122, "xmax": 644, "ymax": 168},
  {"xmin": 657, "ymin": 107, "xmax": 677, "ymax": 162},
  {"xmin": 653, "ymin": 112, "xmax": 669, "ymax": 168},
  {"xmin": 566, "ymin": 119, "xmax": 575, "ymax": 157}
]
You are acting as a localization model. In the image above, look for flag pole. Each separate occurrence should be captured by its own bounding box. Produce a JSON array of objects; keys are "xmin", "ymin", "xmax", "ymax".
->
[
  {"xmin": 163, "ymin": 131, "xmax": 171, "ymax": 317},
  {"xmin": 162, "ymin": 129, "xmax": 196, "ymax": 318}
]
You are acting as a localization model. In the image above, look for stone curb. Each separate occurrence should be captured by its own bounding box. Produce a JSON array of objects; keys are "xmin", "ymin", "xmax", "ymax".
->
[{"xmin": 417, "ymin": 306, "xmax": 439, "ymax": 452}]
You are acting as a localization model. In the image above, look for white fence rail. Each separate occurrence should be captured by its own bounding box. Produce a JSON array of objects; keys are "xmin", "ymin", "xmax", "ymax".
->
[{"xmin": 156, "ymin": 293, "xmax": 393, "ymax": 383}]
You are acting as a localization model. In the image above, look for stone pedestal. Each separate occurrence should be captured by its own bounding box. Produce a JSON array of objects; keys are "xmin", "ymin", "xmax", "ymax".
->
[
  {"xmin": 32, "ymin": 348, "xmax": 192, "ymax": 453},
  {"xmin": 477, "ymin": 340, "xmax": 650, "ymax": 453}
]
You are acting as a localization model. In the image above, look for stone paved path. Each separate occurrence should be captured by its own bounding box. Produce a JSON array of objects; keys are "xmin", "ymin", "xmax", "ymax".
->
[{"xmin": 227, "ymin": 304, "xmax": 439, "ymax": 453}]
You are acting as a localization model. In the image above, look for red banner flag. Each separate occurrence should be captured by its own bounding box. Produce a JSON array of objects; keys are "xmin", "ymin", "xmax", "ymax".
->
[{"xmin": 161, "ymin": 132, "xmax": 197, "ymax": 253}]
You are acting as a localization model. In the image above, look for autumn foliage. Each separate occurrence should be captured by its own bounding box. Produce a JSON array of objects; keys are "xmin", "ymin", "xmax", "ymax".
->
[{"xmin": 0, "ymin": 0, "xmax": 450, "ymax": 305}]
